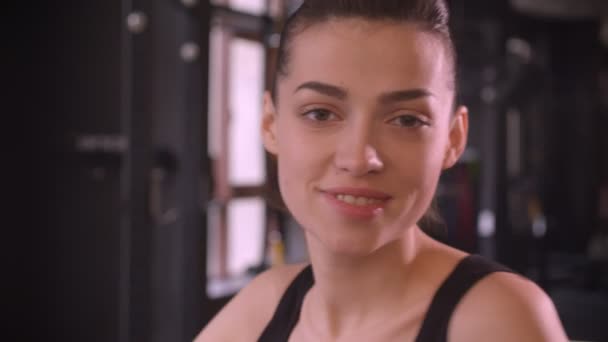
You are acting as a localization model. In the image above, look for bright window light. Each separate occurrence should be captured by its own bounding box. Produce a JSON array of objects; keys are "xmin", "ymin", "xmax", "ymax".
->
[
  {"xmin": 228, "ymin": 38, "xmax": 266, "ymax": 186},
  {"xmin": 227, "ymin": 197, "xmax": 265, "ymax": 276}
]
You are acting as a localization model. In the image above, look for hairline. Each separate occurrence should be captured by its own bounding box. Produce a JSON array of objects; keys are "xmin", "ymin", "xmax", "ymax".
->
[{"xmin": 272, "ymin": 16, "xmax": 456, "ymax": 104}]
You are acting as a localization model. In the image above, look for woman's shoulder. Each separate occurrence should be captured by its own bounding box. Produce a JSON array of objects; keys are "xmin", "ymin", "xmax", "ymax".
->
[
  {"xmin": 448, "ymin": 265, "xmax": 569, "ymax": 342},
  {"xmin": 193, "ymin": 263, "xmax": 308, "ymax": 342}
]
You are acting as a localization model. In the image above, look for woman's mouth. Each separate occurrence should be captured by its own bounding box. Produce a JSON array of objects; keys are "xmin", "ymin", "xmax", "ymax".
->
[
  {"xmin": 334, "ymin": 194, "xmax": 384, "ymax": 206},
  {"xmin": 321, "ymin": 187, "xmax": 391, "ymax": 219}
]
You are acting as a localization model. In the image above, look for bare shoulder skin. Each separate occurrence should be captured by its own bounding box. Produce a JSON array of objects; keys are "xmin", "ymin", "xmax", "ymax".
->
[
  {"xmin": 449, "ymin": 271, "xmax": 569, "ymax": 342},
  {"xmin": 193, "ymin": 263, "xmax": 307, "ymax": 342},
  {"xmin": 414, "ymin": 236, "xmax": 568, "ymax": 342}
]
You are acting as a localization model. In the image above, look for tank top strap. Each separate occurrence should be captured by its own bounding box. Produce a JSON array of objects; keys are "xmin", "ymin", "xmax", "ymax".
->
[
  {"xmin": 257, "ymin": 265, "xmax": 314, "ymax": 342},
  {"xmin": 414, "ymin": 254, "xmax": 514, "ymax": 342}
]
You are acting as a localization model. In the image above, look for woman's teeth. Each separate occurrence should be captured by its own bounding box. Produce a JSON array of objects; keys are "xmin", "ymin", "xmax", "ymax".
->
[{"xmin": 335, "ymin": 194, "xmax": 382, "ymax": 206}]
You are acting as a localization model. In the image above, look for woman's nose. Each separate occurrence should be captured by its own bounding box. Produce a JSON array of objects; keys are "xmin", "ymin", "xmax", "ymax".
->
[{"xmin": 333, "ymin": 129, "xmax": 384, "ymax": 176}]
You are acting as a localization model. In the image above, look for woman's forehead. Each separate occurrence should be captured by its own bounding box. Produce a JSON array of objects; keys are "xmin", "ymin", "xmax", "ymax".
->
[{"xmin": 280, "ymin": 18, "xmax": 452, "ymax": 100}]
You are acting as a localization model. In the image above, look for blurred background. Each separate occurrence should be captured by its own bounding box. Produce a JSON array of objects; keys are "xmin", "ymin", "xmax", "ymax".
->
[{"xmin": 19, "ymin": 0, "xmax": 608, "ymax": 341}]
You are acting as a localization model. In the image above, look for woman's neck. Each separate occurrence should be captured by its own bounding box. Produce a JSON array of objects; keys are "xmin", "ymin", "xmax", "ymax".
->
[{"xmin": 302, "ymin": 226, "xmax": 428, "ymax": 338}]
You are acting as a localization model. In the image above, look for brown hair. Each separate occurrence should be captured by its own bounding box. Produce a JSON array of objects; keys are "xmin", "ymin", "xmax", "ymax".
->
[{"xmin": 266, "ymin": 0, "xmax": 455, "ymax": 238}]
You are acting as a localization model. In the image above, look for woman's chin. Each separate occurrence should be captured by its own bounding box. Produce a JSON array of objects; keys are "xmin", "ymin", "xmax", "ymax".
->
[{"xmin": 309, "ymin": 231, "xmax": 385, "ymax": 259}]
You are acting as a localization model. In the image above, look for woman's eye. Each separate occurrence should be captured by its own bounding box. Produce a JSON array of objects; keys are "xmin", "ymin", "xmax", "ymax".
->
[
  {"xmin": 303, "ymin": 109, "xmax": 337, "ymax": 122},
  {"xmin": 389, "ymin": 115, "xmax": 428, "ymax": 128}
]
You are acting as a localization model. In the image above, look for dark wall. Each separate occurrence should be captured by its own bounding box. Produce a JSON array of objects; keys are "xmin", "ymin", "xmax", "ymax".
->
[
  {"xmin": 26, "ymin": 2, "xmax": 125, "ymax": 341},
  {"xmin": 19, "ymin": 1, "xmax": 212, "ymax": 341}
]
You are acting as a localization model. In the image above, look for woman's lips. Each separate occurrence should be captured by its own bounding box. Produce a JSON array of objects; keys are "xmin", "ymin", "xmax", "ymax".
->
[{"xmin": 320, "ymin": 187, "xmax": 391, "ymax": 219}]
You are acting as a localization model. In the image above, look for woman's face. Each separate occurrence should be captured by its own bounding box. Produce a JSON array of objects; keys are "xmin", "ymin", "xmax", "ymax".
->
[{"xmin": 263, "ymin": 19, "xmax": 467, "ymax": 256}]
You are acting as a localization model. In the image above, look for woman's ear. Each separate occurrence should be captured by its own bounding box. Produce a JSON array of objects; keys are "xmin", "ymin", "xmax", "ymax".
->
[
  {"xmin": 442, "ymin": 105, "xmax": 469, "ymax": 170},
  {"xmin": 262, "ymin": 91, "xmax": 279, "ymax": 155}
]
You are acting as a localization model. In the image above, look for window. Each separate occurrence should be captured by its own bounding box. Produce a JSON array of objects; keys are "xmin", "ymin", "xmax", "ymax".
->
[{"xmin": 205, "ymin": 1, "xmax": 286, "ymax": 298}]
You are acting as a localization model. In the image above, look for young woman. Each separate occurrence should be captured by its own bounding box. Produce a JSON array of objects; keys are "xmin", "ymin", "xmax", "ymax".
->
[{"xmin": 196, "ymin": 1, "xmax": 568, "ymax": 341}]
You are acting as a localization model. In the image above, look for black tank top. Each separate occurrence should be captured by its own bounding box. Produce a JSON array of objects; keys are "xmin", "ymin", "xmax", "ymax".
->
[{"xmin": 258, "ymin": 254, "xmax": 513, "ymax": 342}]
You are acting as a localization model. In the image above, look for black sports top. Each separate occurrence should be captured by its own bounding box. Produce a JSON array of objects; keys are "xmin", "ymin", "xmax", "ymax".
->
[{"xmin": 258, "ymin": 254, "xmax": 513, "ymax": 342}]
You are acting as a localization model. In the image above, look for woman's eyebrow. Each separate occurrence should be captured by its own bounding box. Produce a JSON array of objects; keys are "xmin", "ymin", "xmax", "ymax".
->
[
  {"xmin": 378, "ymin": 88, "xmax": 434, "ymax": 104},
  {"xmin": 294, "ymin": 80, "xmax": 433, "ymax": 104},
  {"xmin": 294, "ymin": 81, "xmax": 347, "ymax": 100}
]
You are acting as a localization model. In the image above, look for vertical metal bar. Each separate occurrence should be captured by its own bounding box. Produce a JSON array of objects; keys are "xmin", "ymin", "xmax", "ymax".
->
[
  {"xmin": 213, "ymin": 26, "xmax": 233, "ymax": 279},
  {"xmin": 180, "ymin": 20, "xmax": 208, "ymax": 328},
  {"xmin": 478, "ymin": 102, "xmax": 499, "ymax": 260},
  {"xmin": 118, "ymin": 1, "xmax": 133, "ymax": 342}
]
